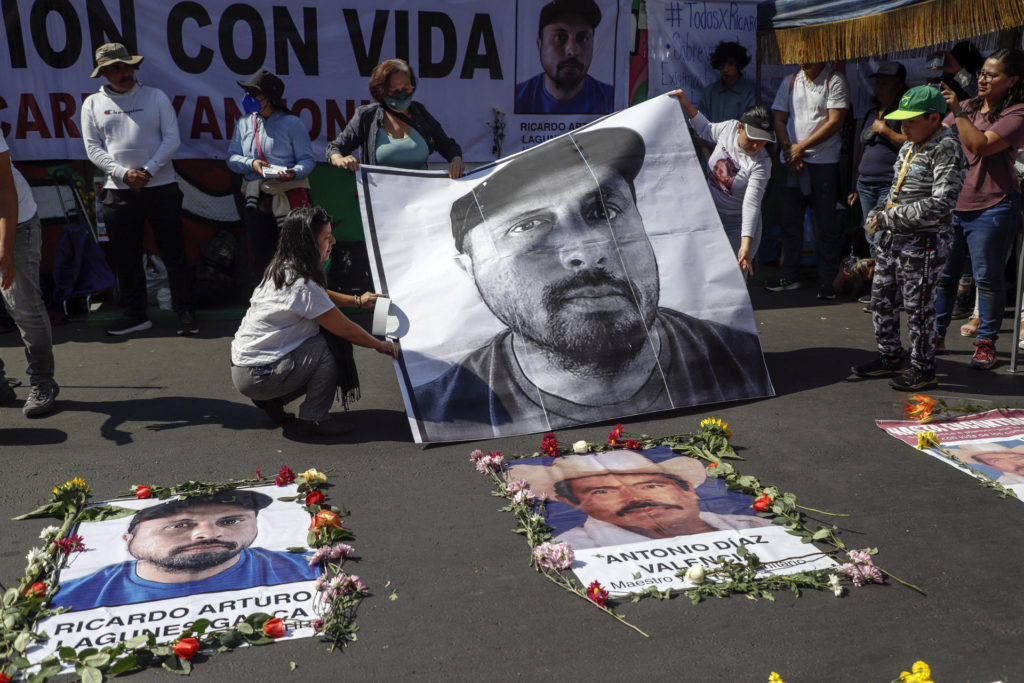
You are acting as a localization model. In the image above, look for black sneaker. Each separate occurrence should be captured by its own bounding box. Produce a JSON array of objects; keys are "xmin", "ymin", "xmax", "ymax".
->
[
  {"xmin": 817, "ymin": 284, "xmax": 838, "ymax": 300},
  {"xmin": 851, "ymin": 355, "xmax": 903, "ymax": 378},
  {"xmin": 765, "ymin": 278, "xmax": 799, "ymax": 292},
  {"xmin": 0, "ymin": 375, "xmax": 16, "ymax": 406},
  {"xmin": 107, "ymin": 316, "xmax": 152, "ymax": 336},
  {"xmin": 23, "ymin": 380, "xmax": 59, "ymax": 417},
  {"xmin": 291, "ymin": 418, "xmax": 355, "ymax": 437},
  {"xmin": 889, "ymin": 367, "xmax": 937, "ymax": 391},
  {"xmin": 950, "ymin": 289, "xmax": 973, "ymax": 320},
  {"xmin": 177, "ymin": 310, "xmax": 199, "ymax": 336},
  {"xmin": 252, "ymin": 398, "xmax": 296, "ymax": 424},
  {"xmin": 857, "ymin": 294, "xmax": 872, "ymax": 304}
]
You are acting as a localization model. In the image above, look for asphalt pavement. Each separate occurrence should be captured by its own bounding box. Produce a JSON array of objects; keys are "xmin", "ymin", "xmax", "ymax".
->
[{"xmin": 2, "ymin": 278, "xmax": 1023, "ymax": 682}]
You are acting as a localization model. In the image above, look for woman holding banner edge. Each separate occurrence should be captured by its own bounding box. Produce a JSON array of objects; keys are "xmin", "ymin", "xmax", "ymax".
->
[
  {"xmin": 669, "ymin": 89, "xmax": 774, "ymax": 275},
  {"xmin": 326, "ymin": 58, "xmax": 465, "ymax": 178}
]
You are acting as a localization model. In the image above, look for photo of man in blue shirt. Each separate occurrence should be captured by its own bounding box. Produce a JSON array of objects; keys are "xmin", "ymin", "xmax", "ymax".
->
[
  {"xmin": 515, "ymin": 0, "xmax": 614, "ymax": 115},
  {"xmin": 53, "ymin": 490, "xmax": 318, "ymax": 611}
]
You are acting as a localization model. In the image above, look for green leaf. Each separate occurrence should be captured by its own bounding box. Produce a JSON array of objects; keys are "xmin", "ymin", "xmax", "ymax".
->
[
  {"xmin": 107, "ymin": 654, "xmax": 138, "ymax": 675},
  {"xmin": 218, "ymin": 630, "xmax": 243, "ymax": 648},
  {"xmin": 236, "ymin": 623, "xmax": 254, "ymax": 635},
  {"xmin": 13, "ymin": 631, "xmax": 32, "ymax": 653},
  {"xmin": 3, "ymin": 587, "xmax": 18, "ymax": 606},
  {"xmin": 189, "ymin": 618, "xmax": 212, "ymax": 635},
  {"xmin": 244, "ymin": 612, "xmax": 272, "ymax": 628},
  {"xmin": 82, "ymin": 653, "xmax": 111, "ymax": 668},
  {"xmin": 290, "ymin": 661, "xmax": 297, "ymax": 671},
  {"xmin": 58, "ymin": 646, "xmax": 78, "ymax": 660},
  {"xmin": 123, "ymin": 635, "xmax": 149, "ymax": 649},
  {"xmin": 13, "ymin": 503, "xmax": 63, "ymax": 520},
  {"xmin": 76, "ymin": 664, "xmax": 103, "ymax": 683},
  {"xmin": 276, "ymin": 496, "xmax": 298, "ymax": 502},
  {"xmin": 811, "ymin": 528, "xmax": 831, "ymax": 541},
  {"xmin": 75, "ymin": 505, "xmax": 137, "ymax": 522},
  {"xmin": 284, "ymin": 547, "xmax": 308, "ymax": 553},
  {"xmin": 388, "ymin": 591, "xmax": 398, "ymax": 601}
]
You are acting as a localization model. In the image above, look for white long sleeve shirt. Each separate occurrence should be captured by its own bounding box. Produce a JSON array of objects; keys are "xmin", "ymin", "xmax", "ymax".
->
[{"xmin": 81, "ymin": 82, "xmax": 180, "ymax": 190}]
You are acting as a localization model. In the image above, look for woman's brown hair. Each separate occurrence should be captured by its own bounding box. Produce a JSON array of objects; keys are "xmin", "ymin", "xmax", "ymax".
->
[{"xmin": 368, "ymin": 58, "xmax": 417, "ymax": 103}]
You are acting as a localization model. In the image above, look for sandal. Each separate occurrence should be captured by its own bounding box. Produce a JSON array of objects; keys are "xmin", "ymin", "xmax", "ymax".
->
[{"xmin": 960, "ymin": 316, "xmax": 979, "ymax": 337}]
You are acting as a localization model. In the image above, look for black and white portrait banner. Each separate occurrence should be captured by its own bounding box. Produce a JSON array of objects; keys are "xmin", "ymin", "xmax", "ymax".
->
[{"xmin": 358, "ymin": 94, "xmax": 773, "ymax": 443}]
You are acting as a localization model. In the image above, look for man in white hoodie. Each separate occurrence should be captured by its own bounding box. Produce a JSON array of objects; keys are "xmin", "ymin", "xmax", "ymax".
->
[{"xmin": 82, "ymin": 43, "xmax": 197, "ymax": 336}]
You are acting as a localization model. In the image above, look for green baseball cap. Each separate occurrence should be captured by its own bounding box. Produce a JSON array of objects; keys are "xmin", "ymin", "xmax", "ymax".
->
[{"xmin": 885, "ymin": 85, "xmax": 948, "ymax": 120}]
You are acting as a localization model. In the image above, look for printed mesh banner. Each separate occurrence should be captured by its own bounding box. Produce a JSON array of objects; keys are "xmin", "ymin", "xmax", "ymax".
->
[
  {"xmin": 358, "ymin": 94, "xmax": 773, "ymax": 443},
  {"xmin": 1, "ymin": 0, "xmax": 631, "ymax": 162},
  {"xmin": 878, "ymin": 408, "xmax": 1024, "ymax": 501}
]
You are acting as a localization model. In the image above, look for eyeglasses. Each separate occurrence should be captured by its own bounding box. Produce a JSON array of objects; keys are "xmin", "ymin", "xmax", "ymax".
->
[{"xmin": 978, "ymin": 71, "xmax": 1002, "ymax": 82}]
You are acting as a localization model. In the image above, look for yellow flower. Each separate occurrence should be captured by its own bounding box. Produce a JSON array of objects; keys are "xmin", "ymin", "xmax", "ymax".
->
[
  {"xmin": 52, "ymin": 477, "xmax": 90, "ymax": 495},
  {"xmin": 299, "ymin": 468, "xmax": 327, "ymax": 484},
  {"xmin": 899, "ymin": 661, "xmax": 933, "ymax": 683},
  {"xmin": 916, "ymin": 431, "xmax": 940, "ymax": 450},
  {"xmin": 700, "ymin": 417, "xmax": 732, "ymax": 439},
  {"xmin": 768, "ymin": 673, "xmax": 786, "ymax": 683}
]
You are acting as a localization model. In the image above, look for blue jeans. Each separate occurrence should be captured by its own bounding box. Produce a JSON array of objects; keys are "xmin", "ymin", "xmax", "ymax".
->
[
  {"xmin": 857, "ymin": 180, "xmax": 890, "ymax": 256},
  {"xmin": 0, "ymin": 214, "xmax": 55, "ymax": 384},
  {"xmin": 936, "ymin": 193, "xmax": 1021, "ymax": 342},
  {"xmin": 779, "ymin": 162, "xmax": 842, "ymax": 285}
]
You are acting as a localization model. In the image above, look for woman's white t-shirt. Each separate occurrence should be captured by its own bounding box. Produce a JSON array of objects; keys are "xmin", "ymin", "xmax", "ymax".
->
[
  {"xmin": 691, "ymin": 113, "xmax": 770, "ymax": 241},
  {"xmin": 231, "ymin": 275, "xmax": 335, "ymax": 366}
]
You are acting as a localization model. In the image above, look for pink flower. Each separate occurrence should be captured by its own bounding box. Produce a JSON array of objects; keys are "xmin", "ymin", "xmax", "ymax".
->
[
  {"xmin": 470, "ymin": 449, "xmax": 505, "ymax": 474},
  {"xmin": 533, "ymin": 541, "xmax": 574, "ymax": 570},
  {"xmin": 275, "ymin": 465, "xmax": 296, "ymax": 486},
  {"xmin": 312, "ymin": 618, "xmax": 324, "ymax": 632},
  {"xmin": 330, "ymin": 543, "xmax": 355, "ymax": 560},
  {"xmin": 54, "ymin": 535, "xmax": 85, "ymax": 554},
  {"xmin": 540, "ymin": 432, "xmax": 559, "ymax": 457},
  {"xmin": 836, "ymin": 549, "xmax": 884, "ymax": 587},
  {"xmin": 586, "ymin": 580, "xmax": 609, "ymax": 607}
]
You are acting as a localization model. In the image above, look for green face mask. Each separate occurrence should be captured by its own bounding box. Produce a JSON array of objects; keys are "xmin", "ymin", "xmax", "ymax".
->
[{"xmin": 384, "ymin": 91, "xmax": 413, "ymax": 112}]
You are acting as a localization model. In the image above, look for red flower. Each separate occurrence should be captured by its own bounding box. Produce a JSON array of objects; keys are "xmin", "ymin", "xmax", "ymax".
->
[
  {"xmin": 305, "ymin": 490, "xmax": 325, "ymax": 507},
  {"xmin": 752, "ymin": 493, "xmax": 773, "ymax": 512},
  {"xmin": 255, "ymin": 469, "xmax": 263, "ymax": 481},
  {"xmin": 607, "ymin": 424, "xmax": 624, "ymax": 446},
  {"xmin": 586, "ymin": 580, "xmax": 609, "ymax": 607},
  {"xmin": 309, "ymin": 510, "xmax": 343, "ymax": 532},
  {"xmin": 173, "ymin": 637, "xmax": 200, "ymax": 660},
  {"xmin": 707, "ymin": 462, "xmax": 718, "ymax": 468},
  {"xmin": 540, "ymin": 432, "xmax": 559, "ymax": 457},
  {"xmin": 263, "ymin": 617, "xmax": 285, "ymax": 638},
  {"xmin": 275, "ymin": 465, "xmax": 296, "ymax": 486},
  {"xmin": 24, "ymin": 581, "xmax": 46, "ymax": 597},
  {"xmin": 54, "ymin": 534, "xmax": 85, "ymax": 554},
  {"xmin": 623, "ymin": 439, "xmax": 641, "ymax": 450},
  {"xmin": 0, "ymin": 674, "xmax": 10, "ymax": 683},
  {"xmin": 135, "ymin": 485, "xmax": 152, "ymax": 499}
]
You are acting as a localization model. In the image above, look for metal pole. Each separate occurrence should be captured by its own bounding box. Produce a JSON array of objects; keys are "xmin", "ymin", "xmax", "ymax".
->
[{"xmin": 1011, "ymin": 232, "xmax": 1024, "ymax": 373}]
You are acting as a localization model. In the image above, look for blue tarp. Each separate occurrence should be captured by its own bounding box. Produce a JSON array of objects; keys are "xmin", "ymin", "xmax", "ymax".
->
[{"xmin": 758, "ymin": 0, "xmax": 924, "ymax": 30}]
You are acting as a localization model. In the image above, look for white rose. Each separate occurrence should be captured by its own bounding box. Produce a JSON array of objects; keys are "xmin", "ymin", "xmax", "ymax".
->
[
  {"xmin": 684, "ymin": 565, "xmax": 706, "ymax": 584},
  {"xmin": 572, "ymin": 440, "xmax": 589, "ymax": 454}
]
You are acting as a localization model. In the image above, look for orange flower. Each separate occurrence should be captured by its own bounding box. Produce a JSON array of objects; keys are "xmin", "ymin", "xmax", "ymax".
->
[
  {"xmin": 309, "ymin": 510, "xmax": 343, "ymax": 532},
  {"xmin": 24, "ymin": 582, "xmax": 46, "ymax": 597},
  {"xmin": 172, "ymin": 637, "xmax": 199, "ymax": 660},
  {"xmin": 904, "ymin": 394, "xmax": 940, "ymax": 423},
  {"xmin": 263, "ymin": 617, "xmax": 285, "ymax": 638}
]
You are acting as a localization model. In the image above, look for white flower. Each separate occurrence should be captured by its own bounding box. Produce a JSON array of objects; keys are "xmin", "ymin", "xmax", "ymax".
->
[
  {"xmin": 25, "ymin": 547, "xmax": 48, "ymax": 567},
  {"xmin": 39, "ymin": 526, "xmax": 60, "ymax": 540},
  {"xmin": 829, "ymin": 573, "xmax": 843, "ymax": 597},
  {"xmin": 572, "ymin": 440, "xmax": 589, "ymax": 454},
  {"xmin": 684, "ymin": 565, "xmax": 706, "ymax": 584}
]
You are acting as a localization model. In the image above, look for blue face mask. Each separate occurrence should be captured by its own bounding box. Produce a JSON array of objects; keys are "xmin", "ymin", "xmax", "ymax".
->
[
  {"xmin": 242, "ymin": 94, "xmax": 262, "ymax": 115},
  {"xmin": 384, "ymin": 91, "xmax": 413, "ymax": 112}
]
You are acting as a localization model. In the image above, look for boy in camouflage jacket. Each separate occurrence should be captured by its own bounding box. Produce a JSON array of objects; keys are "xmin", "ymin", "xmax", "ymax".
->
[{"xmin": 851, "ymin": 86, "xmax": 966, "ymax": 390}]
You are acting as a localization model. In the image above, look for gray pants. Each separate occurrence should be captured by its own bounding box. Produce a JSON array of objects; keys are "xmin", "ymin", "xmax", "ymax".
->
[
  {"xmin": 0, "ymin": 214, "xmax": 55, "ymax": 385},
  {"xmin": 231, "ymin": 334, "xmax": 337, "ymax": 421}
]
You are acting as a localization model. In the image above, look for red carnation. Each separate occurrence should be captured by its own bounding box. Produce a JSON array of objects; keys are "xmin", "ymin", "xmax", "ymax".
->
[
  {"xmin": 275, "ymin": 465, "xmax": 296, "ymax": 486},
  {"xmin": 586, "ymin": 580, "xmax": 609, "ymax": 607},
  {"xmin": 540, "ymin": 432, "xmax": 559, "ymax": 457}
]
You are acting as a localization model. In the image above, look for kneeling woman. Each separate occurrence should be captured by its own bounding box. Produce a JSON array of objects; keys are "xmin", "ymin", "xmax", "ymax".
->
[{"xmin": 231, "ymin": 206, "xmax": 397, "ymax": 436}]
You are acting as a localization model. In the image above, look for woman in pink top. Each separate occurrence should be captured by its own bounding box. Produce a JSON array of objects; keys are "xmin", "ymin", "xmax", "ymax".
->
[{"xmin": 935, "ymin": 48, "xmax": 1024, "ymax": 370}]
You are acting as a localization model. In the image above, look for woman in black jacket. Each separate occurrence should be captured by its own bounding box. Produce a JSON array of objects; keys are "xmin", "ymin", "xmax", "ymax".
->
[{"xmin": 326, "ymin": 58, "xmax": 464, "ymax": 178}]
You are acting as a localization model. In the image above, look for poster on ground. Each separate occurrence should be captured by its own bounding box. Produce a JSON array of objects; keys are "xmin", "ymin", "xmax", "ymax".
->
[
  {"xmin": 357, "ymin": 94, "xmax": 773, "ymax": 443},
  {"xmin": 878, "ymin": 408, "xmax": 1024, "ymax": 501},
  {"xmin": 28, "ymin": 483, "xmax": 320, "ymax": 664},
  {"xmin": 506, "ymin": 447, "xmax": 836, "ymax": 594}
]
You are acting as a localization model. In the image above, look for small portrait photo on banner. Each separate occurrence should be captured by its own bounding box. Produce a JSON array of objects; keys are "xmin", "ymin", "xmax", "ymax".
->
[
  {"xmin": 514, "ymin": 0, "xmax": 619, "ymax": 115},
  {"xmin": 944, "ymin": 441, "xmax": 1024, "ymax": 490},
  {"xmin": 50, "ymin": 485, "xmax": 318, "ymax": 612},
  {"xmin": 506, "ymin": 448, "xmax": 770, "ymax": 550}
]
